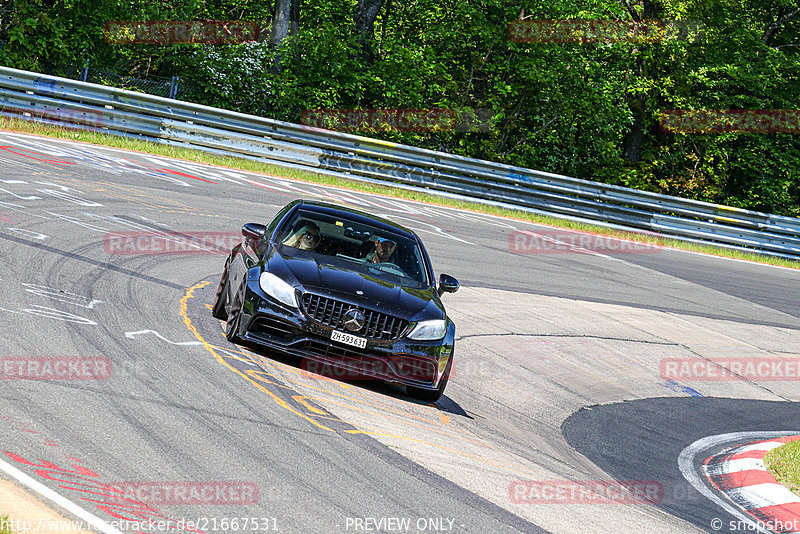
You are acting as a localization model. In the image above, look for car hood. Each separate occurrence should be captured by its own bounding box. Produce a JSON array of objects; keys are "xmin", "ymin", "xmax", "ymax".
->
[{"xmin": 266, "ymin": 247, "xmax": 444, "ymax": 320}]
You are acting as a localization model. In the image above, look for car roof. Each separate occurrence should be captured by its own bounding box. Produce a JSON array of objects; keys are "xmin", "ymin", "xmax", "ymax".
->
[{"xmin": 296, "ymin": 200, "xmax": 419, "ymax": 240}]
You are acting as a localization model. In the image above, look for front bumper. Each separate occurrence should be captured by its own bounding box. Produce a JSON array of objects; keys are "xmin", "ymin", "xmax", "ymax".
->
[{"xmin": 234, "ymin": 278, "xmax": 454, "ymax": 391}]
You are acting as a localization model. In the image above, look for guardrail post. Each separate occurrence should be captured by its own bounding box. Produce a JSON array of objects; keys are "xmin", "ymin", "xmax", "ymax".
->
[
  {"xmin": 169, "ymin": 76, "xmax": 180, "ymax": 99},
  {"xmin": 80, "ymin": 58, "xmax": 90, "ymax": 82}
]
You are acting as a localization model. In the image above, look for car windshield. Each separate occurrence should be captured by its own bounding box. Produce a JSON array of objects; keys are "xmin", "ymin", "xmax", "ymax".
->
[{"xmin": 276, "ymin": 209, "xmax": 429, "ymax": 286}]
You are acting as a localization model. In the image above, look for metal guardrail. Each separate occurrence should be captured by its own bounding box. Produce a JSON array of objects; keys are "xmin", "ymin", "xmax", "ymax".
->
[{"xmin": 1, "ymin": 65, "xmax": 800, "ymax": 259}]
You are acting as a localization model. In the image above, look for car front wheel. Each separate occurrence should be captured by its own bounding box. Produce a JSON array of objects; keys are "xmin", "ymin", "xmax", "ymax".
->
[
  {"xmin": 211, "ymin": 257, "xmax": 231, "ymax": 320},
  {"xmin": 225, "ymin": 280, "xmax": 245, "ymax": 343}
]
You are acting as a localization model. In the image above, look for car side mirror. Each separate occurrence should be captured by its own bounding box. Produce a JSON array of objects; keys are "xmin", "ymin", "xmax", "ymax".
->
[
  {"xmin": 438, "ymin": 274, "xmax": 459, "ymax": 296},
  {"xmin": 242, "ymin": 223, "xmax": 267, "ymax": 240}
]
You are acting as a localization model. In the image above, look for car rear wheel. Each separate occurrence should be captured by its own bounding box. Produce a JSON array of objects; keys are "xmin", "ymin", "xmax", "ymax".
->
[
  {"xmin": 406, "ymin": 356, "xmax": 452, "ymax": 403},
  {"xmin": 225, "ymin": 280, "xmax": 245, "ymax": 343}
]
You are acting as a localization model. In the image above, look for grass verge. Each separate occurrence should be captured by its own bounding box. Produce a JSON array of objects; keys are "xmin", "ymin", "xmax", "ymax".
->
[
  {"xmin": 0, "ymin": 515, "xmax": 12, "ymax": 534},
  {"xmin": 2, "ymin": 116, "xmax": 799, "ymax": 269},
  {"xmin": 764, "ymin": 440, "xmax": 800, "ymax": 496}
]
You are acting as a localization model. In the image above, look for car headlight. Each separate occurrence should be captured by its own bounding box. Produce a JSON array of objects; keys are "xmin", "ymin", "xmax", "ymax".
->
[
  {"xmin": 407, "ymin": 319, "xmax": 447, "ymax": 341},
  {"xmin": 259, "ymin": 272, "xmax": 298, "ymax": 308}
]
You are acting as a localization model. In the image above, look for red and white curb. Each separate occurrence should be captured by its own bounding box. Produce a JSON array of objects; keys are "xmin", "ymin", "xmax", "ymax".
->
[{"xmin": 704, "ymin": 436, "xmax": 800, "ymax": 533}]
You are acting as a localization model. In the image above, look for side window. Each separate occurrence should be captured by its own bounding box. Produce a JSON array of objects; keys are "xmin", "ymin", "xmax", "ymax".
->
[{"xmin": 266, "ymin": 203, "xmax": 297, "ymax": 237}]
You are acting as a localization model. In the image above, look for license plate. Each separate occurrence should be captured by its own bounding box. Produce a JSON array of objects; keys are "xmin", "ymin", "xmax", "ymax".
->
[{"xmin": 331, "ymin": 330, "xmax": 367, "ymax": 349}]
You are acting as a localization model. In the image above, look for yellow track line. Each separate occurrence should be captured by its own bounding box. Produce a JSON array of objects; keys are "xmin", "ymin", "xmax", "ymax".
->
[
  {"xmin": 213, "ymin": 344, "xmax": 490, "ymax": 445},
  {"xmin": 180, "ymin": 281, "xmax": 334, "ymax": 432}
]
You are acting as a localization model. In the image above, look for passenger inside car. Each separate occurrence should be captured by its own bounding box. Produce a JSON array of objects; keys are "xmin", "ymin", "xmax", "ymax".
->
[
  {"xmin": 282, "ymin": 221, "xmax": 322, "ymax": 251},
  {"xmin": 366, "ymin": 236, "xmax": 398, "ymax": 264}
]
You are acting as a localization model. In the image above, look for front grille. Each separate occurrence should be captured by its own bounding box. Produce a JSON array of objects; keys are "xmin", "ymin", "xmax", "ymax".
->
[
  {"xmin": 301, "ymin": 293, "xmax": 408, "ymax": 340},
  {"xmin": 250, "ymin": 316, "xmax": 300, "ymax": 339},
  {"xmin": 304, "ymin": 339, "xmax": 378, "ymax": 361}
]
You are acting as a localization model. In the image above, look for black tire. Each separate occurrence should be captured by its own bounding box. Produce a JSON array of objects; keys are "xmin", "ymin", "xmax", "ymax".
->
[
  {"xmin": 225, "ymin": 280, "xmax": 246, "ymax": 343},
  {"xmin": 407, "ymin": 356, "xmax": 452, "ymax": 403},
  {"xmin": 211, "ymin": 272, "xmax": 228, "ymax": 321},
  {"xmin": 211, "ymin": 264, "xmax": 230, "ymax": 320}
]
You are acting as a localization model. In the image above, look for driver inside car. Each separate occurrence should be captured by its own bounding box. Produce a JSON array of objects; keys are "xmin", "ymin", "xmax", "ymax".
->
[
  {"xmin": 282, "ymin": 222, "xmax": 322, "ymax": 251},
  {"xmin": 367, "ymin": 236, "xmax": 397, "ymax": 263}
]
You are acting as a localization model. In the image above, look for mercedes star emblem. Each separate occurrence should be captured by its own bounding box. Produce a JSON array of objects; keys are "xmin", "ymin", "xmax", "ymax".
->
[{"xmin": 342, "ymin": 309, "xmax": 366, "ymax": 332}]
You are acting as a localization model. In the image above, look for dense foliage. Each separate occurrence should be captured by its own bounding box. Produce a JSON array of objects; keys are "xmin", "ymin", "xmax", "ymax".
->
[{"xmin": 1, "ymin": 0, "xmax": 799, "ymax": 215}]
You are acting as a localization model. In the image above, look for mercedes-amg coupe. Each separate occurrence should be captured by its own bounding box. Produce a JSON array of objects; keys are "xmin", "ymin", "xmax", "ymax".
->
[{"xmin": 211, "ymin": 199, "xmax": 459, "ymax": 402}]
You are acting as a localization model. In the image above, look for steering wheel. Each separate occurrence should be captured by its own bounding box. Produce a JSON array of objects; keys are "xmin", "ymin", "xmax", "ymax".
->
[{"xmin": 373, "ymin": 262, "xmax": 407, "ymax": 277}]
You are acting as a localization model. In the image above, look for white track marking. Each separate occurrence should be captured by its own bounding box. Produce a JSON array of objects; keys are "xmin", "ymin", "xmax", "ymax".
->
[
  {"xmin": 124, "ymin": 330, "xmax": 202, "ymax": 345},
  {"xmin": 22, "ymin": 284, "xmax": 103, "ymax": 309},
  {"xmin": 0, "ymin": 187, "xmax": 41, "ymax": 200},
  {"xmin": 7, "ymin": 228, "xmax": 48, "ymax": 240},
  {"xmin": 736, "ymin": 441, "xmax": 790, "ymax": 453},
  {"xmin": 510, "ymin": 229, "xmax": 613, "ymax": 259},
  {"xmin": 387, "ymin": 215, "xmax": 475, "ymax": 244},
  {"xmin": 0, "ymin": 200, "xmax": 50, "ymax": 219},
  {"xmin": 705, "ymin": 457, "xmax": 765, "ymax": 475},
  {"xmin": 0, "ymin": 456, "xmax": 124, "ymax": 534},
  {"xmin": 729, "ymin": 483, "xmax": 800, "ymax": 509}
]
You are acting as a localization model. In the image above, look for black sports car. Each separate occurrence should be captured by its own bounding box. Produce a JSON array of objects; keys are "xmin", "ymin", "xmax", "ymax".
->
[{"xmin": 211, "ymin": 199, "xmax": 459, "ymax": 402}]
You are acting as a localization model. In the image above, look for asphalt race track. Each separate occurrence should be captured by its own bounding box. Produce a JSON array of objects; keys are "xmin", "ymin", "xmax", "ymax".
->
[{"xmin": 0, "ymin": 130, "xmax": 799, "ymax": 534}]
